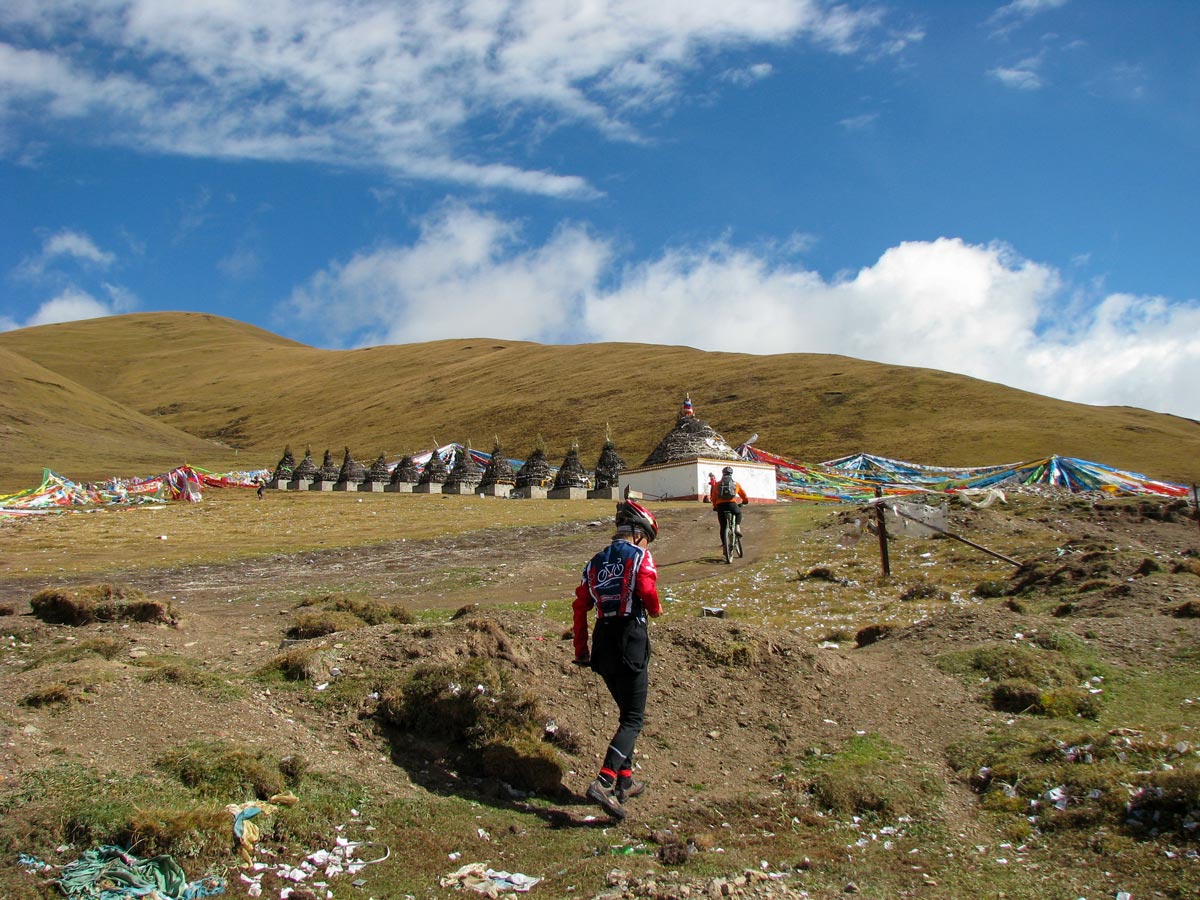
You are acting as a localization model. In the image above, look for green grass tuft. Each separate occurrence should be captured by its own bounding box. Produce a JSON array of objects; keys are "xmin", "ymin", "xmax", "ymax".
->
[
  {"xmin": 29, "ymin": 583, "xmax": 174, "ymax": 626},
  {"xmin": 378, "ymin": 656, "xmax": 563, "ymax": 793},
  {"xmin": 784, "ymin": 734, "xmax": 941, "ymax": 822},
  {"xmin": 155, "ymin": 740, "xmax": 294, "ymax": 799}
]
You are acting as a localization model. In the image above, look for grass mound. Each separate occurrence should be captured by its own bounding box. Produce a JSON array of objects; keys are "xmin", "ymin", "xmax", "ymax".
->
[
  {"xmin": 951, "ymin": 728, "xmax": 1200, "ymax": 840},
  {"xmin": 134, "ymin": 656, "xmax": 245, "ymax": 699},
  {"xmin": 30, "ymin": 584, "xmax": 174, "ymax": 626},
  {"xmin": 939, "ymin": 637, "xmax": 1104, "ymax": 719},
  {"xmin": 25, "ymin": 636, "xmax": 126, "ymax": 669},
  {"xmin": 667, "ymin": 624, "xmax": 761, "ymax": 668},
  {"xmin": 0, "ymin": 764, "xmax": 221, "ymax": 860},
  {"xmin": 22, "ymin": 681, "xmax": 86, "ymax": 708},
  {"xmin": 0, "ymin": 761, "xmax": 343, "ymax": 872},
  {"xmin": 286, "ymin": 593, "xmax": 413, "ymax": 638},
  {"xmin": 261, "ymin": 645, "xmax": 336, "ymax": 682},
  {"xmin": 156, "ymin": 740, "xmax": 301, "ymax": 800},
  {"xmin": 783, "ymin": 734, "xmax": 941, "ymax": 822},
  {"xmin": 286, "ymin": 610, "xmax": 366, "ymax": 639},
  {"xmin": 119, "ymin": 806, "xmax": 230, "ymax": 858},
  {"xmin": 377, "ymin": 656, "xmax": 563, "ymax": 793}
]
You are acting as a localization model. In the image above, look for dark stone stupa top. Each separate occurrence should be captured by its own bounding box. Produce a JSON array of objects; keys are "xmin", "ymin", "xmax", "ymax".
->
[
  {"xmin": 365, "ymin": 453, "xmax": 390, "ymax": 484},
  {"xmin": 337, "ymin": 448, "xmax": 368, "ymax": 485},
  {"xmin": 445, "ymin": 447, "xmax": 483, "ymax": 488},
  {"xmin": 291, "ymin": 448, "xmax": 318, "ymax": 481},
  {"xmin": 419, "ymin": 449, "xmax": 450, "ymax": 485},
  {"xmin": 316, "ymin": 449, "xmax": 339, "ymax": 483},
  {"xmin": 593, "ymin": 438, "xmax": 626, "ymax": 490},
  {"xmin": 553, "ymin": 445, "xmax": 591, "ymax": 490},
  {"xmin": 515, "ymin": 445, "xmax": 555, "ymax": 489},
  {"xmin": 640, "ymin": 395, "xmax": 739, "ymax": 467},
  {"xmin": 480, "ymin": 442, "xmax": 516, "ymax": 488},
  {"xmin": 390, "ymin": 455, "xmax": 421, "ymax": 485},
  {"xmin": 272, "ymin": 445, "xmax": 296, "ymax": 481}
]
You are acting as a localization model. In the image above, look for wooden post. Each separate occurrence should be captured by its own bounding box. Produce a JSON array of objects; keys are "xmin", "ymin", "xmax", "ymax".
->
[{"xmin": 874, "ymin": 485, "xmax": 890, "ymax": 577}]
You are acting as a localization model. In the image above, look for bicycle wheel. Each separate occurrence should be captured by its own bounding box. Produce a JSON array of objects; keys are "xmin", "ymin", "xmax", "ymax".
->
[
  {"xmin": 735, "ymin": 530, "xmax": 744, "ymax": 558},
  {"xmin": 723, "ymin": 515, "xmax": 734, "ymax": 564}
]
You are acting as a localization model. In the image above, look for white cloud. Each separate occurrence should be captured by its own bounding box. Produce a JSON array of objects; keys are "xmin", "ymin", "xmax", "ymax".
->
[
  {"xmin": 286, "ymin": 209, "xmax": 1200, "ymax": 419},
  {"xmin": 989, "ymin": 65, "xmax": 1042, "ymax": 90},
  {"xmin": 43, "ymin": 230, "xmax": 116, "ymax": 267},
  {"xmin": 217, "ymin": 246, "xmax": 262, "ymax": 280},
  {"xmin": 0, "ymin": 279, "xmax": 137, "ymax": 332},
  {"xmin": 0, "ymin": 1, "xmax": 901, "ymax": 197},
  {"xmin": 987, "ymin": 0, "xmax": 1069, "ymax": 37},
  {"xmin": 989, "ymin": 49, "xmax": 1047, "ymax": 91},
  {"xmin": 721, "ymin": 63, "xmax": 775, "ymax": 86},
  {"xmin": 25, "ymin": 288, "xmax": 121, "ymax": 326},
  {"xmin": 1086, "ymin": 62, "xmax": 1148, "ymax": 102},
  {"xmin": 839, "ymin": 111, "xmax": 879, "ymax": 130},
  {"xmin": 100, "ymin": 282, "xmax": 139, "ymax": 313},
  {"xmin": 16, "ymin": 228, "xmax": 116, "ymax": 278},
  {"xmin": 288, "ymin": 204, "xmax": 612, "ymax": 345}
]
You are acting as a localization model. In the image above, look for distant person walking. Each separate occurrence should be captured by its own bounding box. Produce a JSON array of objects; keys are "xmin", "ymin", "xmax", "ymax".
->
[
  {"xmin": 256, "ymin": 479, "xmax": 266, "ymax": 500},
  {"xmin": 572, "ymin": 500, "xmax": 662, "ymax": 821}
]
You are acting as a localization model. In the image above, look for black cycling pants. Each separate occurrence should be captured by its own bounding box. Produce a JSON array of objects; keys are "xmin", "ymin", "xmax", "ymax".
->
[
  {"xmin": 591, "ymin": 617, "xmax": 650, "ymax": 773},
  {"xmin": 715, "ymin": 502, "xmax": 742, "ymax": 534},
  {"xmin": 600, "ymin": 665, "xmax": 648, "ymax": 773}
]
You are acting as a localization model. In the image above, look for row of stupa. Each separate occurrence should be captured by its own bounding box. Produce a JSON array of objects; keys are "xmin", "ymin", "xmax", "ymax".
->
[
  {"xmin": 266, "ymin": 437, "xmax": 630, "ymax": 499},
  {"xmin": 264, "ymin": 395, "xmax": 757, "ymax": 501}
]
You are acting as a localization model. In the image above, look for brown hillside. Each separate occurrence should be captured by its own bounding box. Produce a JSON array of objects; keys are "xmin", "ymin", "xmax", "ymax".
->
[
  {"xmin": 1, "ymin": 311, "xmax": 1198, "ymax": 492},
  {"xmin": 0, "ymin": 345, "xmax": 242, "ymax": 490}
]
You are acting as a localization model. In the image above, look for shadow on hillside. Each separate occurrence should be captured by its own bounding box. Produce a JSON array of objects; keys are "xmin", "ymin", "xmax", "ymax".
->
[{"xmin": 379, "ymin": 724, "xmax": 616, "ymax": 829}]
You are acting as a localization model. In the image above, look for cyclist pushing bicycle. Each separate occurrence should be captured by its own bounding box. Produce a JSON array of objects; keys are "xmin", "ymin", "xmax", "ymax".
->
[{"xmin": 709, "ymin": 465, "xmax": 748, "ymax": 561}]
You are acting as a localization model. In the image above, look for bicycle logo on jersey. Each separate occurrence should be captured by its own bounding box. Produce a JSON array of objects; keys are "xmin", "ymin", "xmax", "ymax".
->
[{"xmin": 597, "ymin": 561, "xmax": 625, "ymax": 582}]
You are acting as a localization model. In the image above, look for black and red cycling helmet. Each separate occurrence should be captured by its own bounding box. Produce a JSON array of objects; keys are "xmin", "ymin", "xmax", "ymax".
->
[{"xmin": 616, "ymin": 499, "xmax": 658, "ymax": 543}]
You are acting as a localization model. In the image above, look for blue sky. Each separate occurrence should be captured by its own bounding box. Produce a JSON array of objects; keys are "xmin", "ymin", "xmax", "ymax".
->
[{"xmin": 2, "ymin": 0, "xmax": 1198, "ymax": 419}]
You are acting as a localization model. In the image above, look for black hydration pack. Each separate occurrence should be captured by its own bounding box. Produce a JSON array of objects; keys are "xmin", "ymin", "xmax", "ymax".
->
[{"xmin": 717, "ymin": 474, "xmax": 737, "ymax": 500}]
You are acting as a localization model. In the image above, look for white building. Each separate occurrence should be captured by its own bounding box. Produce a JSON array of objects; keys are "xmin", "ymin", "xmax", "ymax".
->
[
  {"xmin": 619, "ymin": 457, "xmax": 778, "ymax": 502},
  {"xmin": 616, "ymin": 394, "xmax": 778, "ymax": 502}
]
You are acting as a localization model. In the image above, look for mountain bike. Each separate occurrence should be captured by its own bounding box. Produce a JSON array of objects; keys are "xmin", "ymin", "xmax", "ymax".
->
[{"xmin": 720, "ymin": 505, "xmax": 744, "ymax": 564}]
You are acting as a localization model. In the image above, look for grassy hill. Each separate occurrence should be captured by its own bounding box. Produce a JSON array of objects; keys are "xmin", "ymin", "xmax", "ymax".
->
[{"xmin": 1, "ymin": 311, "xmax": 1197, "ymax": 492}]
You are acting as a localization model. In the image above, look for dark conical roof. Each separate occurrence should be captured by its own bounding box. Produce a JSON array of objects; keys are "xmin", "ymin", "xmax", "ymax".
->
[
  {"xmin": 337, "ymin": 447, "xmax": 367, "ymax": 485},
  {"xmin": 641, "ymin": 397, "xmax": 739, "ymax": 467},
  {"xmin": 515, "ymin": 444, "xmax": 555, "ymax": 489},
  {"xmin": 316, "ymin": 449, "xmax": 339, "ymax": 482},
  {"xmin": 272, "ymin": 445, "xmax": 296, "ymax": 481},
  {"xmin": 479, "ymin": 441, "xmax": 516, "ymax": 488},
  {"xmin": 365, "ymin": 453, "xmax": 390, "ymax": 483},
  {"xmin": 445, "ymin": 446, "xmax": 483, "ymax": 488},
  {"xmin": 593, "ymin": 438, "xmax": 626, "ymax": 490},
  {"xmin": 291, "ymin": 447, "xmax": 318, "ymax": 481},
  {"xmin": 419, "ymin": 449, "xmax": 450, "ymax": 485},
  {"xmin": 553, "ymin": 445, "xmax": 591, "ymax": 489},
  {"xmin": 390, "ymin": 455, "xmax": 421, "ymax": 485}
]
